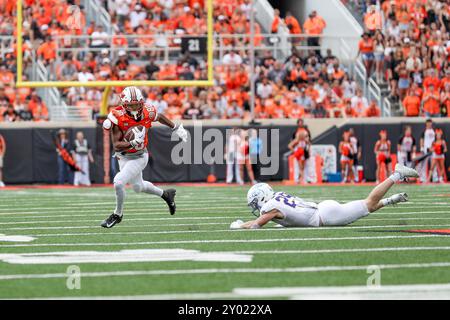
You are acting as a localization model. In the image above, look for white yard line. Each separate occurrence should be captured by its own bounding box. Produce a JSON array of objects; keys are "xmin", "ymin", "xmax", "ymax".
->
[
  {"xmin": 0, "ymin": 216, "xmax": 239, "ymax": 225},
  {"xmin": 0, "ymin": 212, "xmax": 248, "ymax": 219},
  {"xmin": 0, "ymin": 234, "xmax": 442, "ymax": 248},
  {"xmin": 0, "ymin": 206, "xmax": 246, "ymax": 213},
  {"xmin": 235, "ymin": 246, "xmax": 450, "ymax": 254},
  {"xmin": 1, "ymin": 262, "xmax": 450, "ymax": 281},
  {"xmin": 0, "ymin": 210, "xmax": 447, "ymax": 220},
  {"xmin": 3, "ymin": 221, "xmax": 450, "ymax": 231},
  {"xmin": 17, "ymin": 224, "xmax": 450, "ymax": 238},
  {"xmin": 0, "ymin": 212, "xmax": 448, "ymax": 225},
  {"xmin": 1, "ymin": 222, "xmax": 231, "ymax": 231}
]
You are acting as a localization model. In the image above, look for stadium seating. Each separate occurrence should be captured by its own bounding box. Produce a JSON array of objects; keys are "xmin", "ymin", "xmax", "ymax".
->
[
  {"xmin": 1, "ymin": 0, "xmax": 448, "ymax": 122},
  {"xmin": 345, "ymin": 0, "xmax": 449, "ymax": 117}
]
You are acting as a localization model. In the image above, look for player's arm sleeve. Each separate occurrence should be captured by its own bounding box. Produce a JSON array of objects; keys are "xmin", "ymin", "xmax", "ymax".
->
[{"xmin": 260, "ymin": 200, "xmax": 278, "ymax": 215}]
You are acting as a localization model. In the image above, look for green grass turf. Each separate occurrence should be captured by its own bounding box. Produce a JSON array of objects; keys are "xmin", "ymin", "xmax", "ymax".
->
[{"xmin": 0, "ymin": 184, "xmax": 449, "ymax": 299}]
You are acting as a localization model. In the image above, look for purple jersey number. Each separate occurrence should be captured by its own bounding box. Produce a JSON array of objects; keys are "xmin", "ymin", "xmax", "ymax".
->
[{"xmin": 275, "ymin": 192, "xmax": 297, "ymax": 208}]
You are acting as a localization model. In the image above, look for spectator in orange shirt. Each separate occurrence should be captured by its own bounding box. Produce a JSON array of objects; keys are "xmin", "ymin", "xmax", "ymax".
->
[
  {"xmin": 343, "ymin": 100, "xmax": 358, "ymax": 118},
  {"xmin": 440, "ymin": 69, "xmax": 450, "ymax": 90},
  {"xmin": 28, "ymin": 94, "xmax": 49, "ymax": 121},
  {"xmin": 271, "ymin": 9, "xmax": 282, "ymax": 33},
  {"xmin": 305, "ymin": 83, "xmax": 319, "ymax": 103},
  {"xmin": 285, "ymin": 11, "xmax": 302, "ymax": 35},
  {"xmin": 396, "ymin": 3, "xmax": 411, "ymax": 31},
  {"xmin": 303, "ymin": 10, "xmax": 326, "ymax": 56},
  {"xmin": 402, "ymin": 89, "xmax": 422, "ymax": 117},
  {"xmin": 254, "ymin": 101, "xmax": 269, "ymax": 119},
  {"xmin": 0, "ymin": 65, "xmax": 14, "ymax": 87},
  {"xmin": 422, "ymin": 83, "xmax": 441, "ymax": 118},
  {"xmin": 441, "ymin": 83, "xmax": 450, "ymax": 117},
  {"xmin": 284, "ymin": 11, "xmax": 302, "ymax": 46},
  {"xmin": 357, "ymin": 32, "xmax": 375, "ymax": 77},
  {"xmin": 270, "ymin": 98, "xmax": 286, "ymax": 119},
  {"xmin": 36, "ymin": 35, "xmax": 57, "ymax": 64},
  {"xmin": 287, "ymin": 103, "xmax": 305, "ymax": 119},
  {"xmin": 364, "ymin": 5, "xmax": 382, "ymax": 35},
  {"xmin": 423, "ymin": 68, "xmax": 441, "ymax": 90},
  {"xmin": 364, "ymin": 101, "xmax": 381, "ymax": 117}
]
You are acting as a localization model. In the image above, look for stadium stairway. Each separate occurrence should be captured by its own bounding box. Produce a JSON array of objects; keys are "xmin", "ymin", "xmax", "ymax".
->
[{"xmin": 82, "ymin": 0, "xmax": 112, "ymax": 33}]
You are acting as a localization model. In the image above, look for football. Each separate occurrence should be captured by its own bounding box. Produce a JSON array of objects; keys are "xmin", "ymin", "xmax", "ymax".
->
[{"xmin": 123, "ymin": 125, "xmax": 145, "ymax": 142}]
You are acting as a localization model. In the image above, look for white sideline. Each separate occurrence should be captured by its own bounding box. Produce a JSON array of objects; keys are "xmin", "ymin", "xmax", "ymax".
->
[
  {"xmin": 0, "ymin": 234, "xmax": 441, "ymax": 248},
  {"xmin": 0, "ymin": 249, "xmax": 253, "ymax": 265},
  {"xmin": 1, "ymin": 262, "xmax": 450, "ymax": 281},
  {"xmin": 38, "ymin": 283, "xmax": 450, "ymax": 300},
  {"xmin": 0, "ymin": 234, "xmax": 36, "ymax": 242},
  {"xmin": 237, "ymin": 284, "xmax": 450, "ymax": 300}
]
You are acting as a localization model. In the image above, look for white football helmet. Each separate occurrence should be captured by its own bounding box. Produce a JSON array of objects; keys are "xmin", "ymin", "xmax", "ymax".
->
[
  {"xmin": 120, "ymin": 86, "xmax": 144, "ymax": 120},
  {"xmin": 247, "ymin": 183, "xmax": 274, "ymax": 217}
]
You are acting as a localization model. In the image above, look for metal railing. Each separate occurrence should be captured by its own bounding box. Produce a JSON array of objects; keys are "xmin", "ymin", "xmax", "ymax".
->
[
  {"xmin": 50, "ymin": 33, "xmax": 359, "ymax": 62},
  {"xmin": 0, "ymin": 36, "xmax": 13, "ymax": 60},
  {"xmin": 339, "ymin": 37, "xmax": 353, "ymax": 76},
  {"xmin": 383, "ymin": 96, "xmax": 392, "ymax": 117},
  {"xmin": 83, "ymin": 0, "xmax": 112, "ymax": 34},
  {"xmin": 368, "ymin": 77, "xmax": 383, "ymax": 113},
  {"xmin": 354, "ymin": 57, "xmax": 367, "ymax": 94},
  {"xmin": 51, "ymin": 105, "xmax": 93, "ymax": 121},
  {"xmin": 33, "ymin": 59, "xmax": 68, "ymax": 120}
]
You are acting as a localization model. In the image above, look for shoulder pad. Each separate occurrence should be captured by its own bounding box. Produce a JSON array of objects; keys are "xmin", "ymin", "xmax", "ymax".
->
[
  {"xmin": 144, "ymin": 104, "xmax": 158, "ymax": 121},
  {"xmin": 107, "ymin": 112, "xmax": 119, "ymax": 125},
  {"xmin": 103, "ymin": 118, "xmax": 112, "ymax": 130}
]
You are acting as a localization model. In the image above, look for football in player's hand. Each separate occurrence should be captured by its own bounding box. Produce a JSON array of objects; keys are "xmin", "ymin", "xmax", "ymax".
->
[{"xmin": 123, "ymin": 125, "xmax": 145, "ymax": 142}]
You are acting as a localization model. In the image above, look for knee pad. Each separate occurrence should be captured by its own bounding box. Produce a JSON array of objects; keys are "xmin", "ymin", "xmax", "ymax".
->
[
  {"xmin": 132, "ymin": 183, "xmax": 143, "ymax": 193},
  {"xmin": 114, "ymin": 178, "xmax": 125, "ymax": 190}
]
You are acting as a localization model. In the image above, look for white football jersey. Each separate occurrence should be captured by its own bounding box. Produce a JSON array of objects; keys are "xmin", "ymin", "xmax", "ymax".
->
[{"xmin": 260, "ymin": 192, "xmax": 319, "ymax": 227}]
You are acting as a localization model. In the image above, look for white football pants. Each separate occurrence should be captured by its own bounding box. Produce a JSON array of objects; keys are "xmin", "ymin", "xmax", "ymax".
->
[
  {"xmin": 113, "ymin": 152, "xmax": 163, "ymax": 215},
  {"xmin": 316, "ymin": 200, "xmax": 369, "ymax": 226}
]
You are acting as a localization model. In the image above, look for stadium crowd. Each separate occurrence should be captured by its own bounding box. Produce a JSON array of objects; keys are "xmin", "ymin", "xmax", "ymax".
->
[
  {"xmin": 347, "ymin": 0, "xmax": 450, "ymax": 117},
  {"xmin": 0, "ymin": 0, "xmax": 449, "ymax": 121}
]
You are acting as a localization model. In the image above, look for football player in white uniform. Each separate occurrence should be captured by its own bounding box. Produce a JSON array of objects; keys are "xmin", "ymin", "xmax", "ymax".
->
[
  {"xmin": 230, "ymin": 164, "xmax": 419, "ymax": 229},
  {"xmin": 101, "ymin": 86, "xmax": 188, "ymax": 228}
]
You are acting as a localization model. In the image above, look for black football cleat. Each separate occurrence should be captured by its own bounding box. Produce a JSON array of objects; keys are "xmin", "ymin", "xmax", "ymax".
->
[
  {"xmin": 100, "ymin": 213, "xmax": 122, "ymax": 228},
  {"xmin": 162, "ymin": 189, "xmax": 177, "ymax": 215}
]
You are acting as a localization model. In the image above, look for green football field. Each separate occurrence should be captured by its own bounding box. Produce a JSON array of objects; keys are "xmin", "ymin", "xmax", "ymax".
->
[{"xmin": 0, "ymin": 183, "xmax": 450, "ymax": 299}]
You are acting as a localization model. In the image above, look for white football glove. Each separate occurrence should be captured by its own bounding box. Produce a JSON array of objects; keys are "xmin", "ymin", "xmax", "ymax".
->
[
  {"xmin": 230, "ymin": 219, "xmax": 244, "ymax": 230},
  {"xmin": 130, "ymin": 138, "xmax": 144, "ymax": 149},
  {"xmin": 130, "ymin": 127, "xmax": 146, "ymax": 148},
  {"xmin": 173, "ymin": 123, "xmax": 188, "ymax": 142},
  {"xmin": 133, "ymin": 127, "xmax": 146, "ymax": 141}
]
